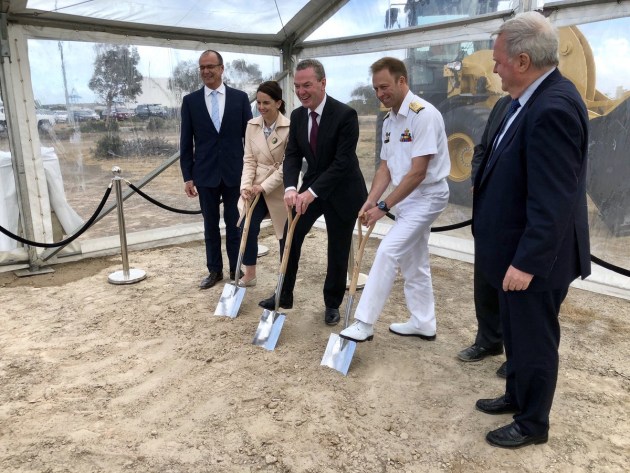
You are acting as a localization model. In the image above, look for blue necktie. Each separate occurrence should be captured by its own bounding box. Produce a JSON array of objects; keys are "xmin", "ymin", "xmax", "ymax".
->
[
  {"xmin": 210, "ymin": 90, "xmax": 220, "ymax": 131},
  {"xmin": 485, "ymin": 98, "xmax": 521, "ymax": 171}
]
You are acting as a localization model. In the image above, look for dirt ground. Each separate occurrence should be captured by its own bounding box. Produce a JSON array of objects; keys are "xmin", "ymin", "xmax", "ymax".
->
[{"xmin": 0, "ymin": 228, "xmax": 628, "ymax": 473}]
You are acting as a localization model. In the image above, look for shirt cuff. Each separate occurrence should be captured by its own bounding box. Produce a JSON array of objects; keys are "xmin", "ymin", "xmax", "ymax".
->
[
  {"xmin": 285, "ymin": 186, "xmax": 296, "ymax": 193},
  {"xmin": 308, "ymin": 187, "xmax": 318, "ymax": 198}
]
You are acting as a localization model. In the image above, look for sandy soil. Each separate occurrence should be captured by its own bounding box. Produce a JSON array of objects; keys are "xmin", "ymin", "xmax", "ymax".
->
[{"xmin": 0, "ymin": 228, "xmax": 628, "ymax": 473}]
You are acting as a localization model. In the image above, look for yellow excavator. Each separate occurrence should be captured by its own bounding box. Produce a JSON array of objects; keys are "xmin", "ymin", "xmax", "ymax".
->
[
  {"xmin": 441, "ymin": 25, "xmax": 630, "ymax": 235},
  {"xmin": 381, "ymin": 2, "xmax": 630, "ymax": 235}
]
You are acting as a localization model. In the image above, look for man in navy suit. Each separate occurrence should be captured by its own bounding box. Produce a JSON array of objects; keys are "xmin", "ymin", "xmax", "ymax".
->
[
  {"xmin": 457, "ymin": 96, "xmax": 510, "ymax": 374},
  {"xmin": 473, "ymin": 12, "xmax": 590, "ymax": 448},
  {"xmin": 180, "ymin": 50, "xmax": 252, "ymax": 289},
  {"xmin": 258, "ymin": 59, "xmax": 367, "ymax": 325}
]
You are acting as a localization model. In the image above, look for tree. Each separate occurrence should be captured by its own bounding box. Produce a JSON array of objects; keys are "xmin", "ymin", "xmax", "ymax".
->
[
  {"xmin": 348, "ymin": 83, "xmax": 381, "ymax": 115},
  {"xmin": 168, "ymin": 60, "xmax": 200, "ymax": 102},
  {"xmin": 223, "ymin": 59, "xmax": 264, "ymax": 96},
  {"xmin": 88, "ymin": 44, "xmax": 143, "ymax": 120}
]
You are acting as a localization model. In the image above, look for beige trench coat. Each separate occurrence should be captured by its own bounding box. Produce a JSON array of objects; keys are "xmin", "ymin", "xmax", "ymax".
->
[{"xmin": 237, "ymin": 113, "xmax": 290, "ymax": 239}]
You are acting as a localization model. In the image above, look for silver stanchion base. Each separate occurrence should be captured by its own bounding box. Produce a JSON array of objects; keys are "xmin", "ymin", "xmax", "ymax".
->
[
  {"xmin": 257, "ymin": 244, "xmax": 269, "ymax": 257},
  {"xmin": 108, "ymin": 268, "xmax": 147, "ymax": 285},
  {"xmin": 346, "ymin": 272, "xmax": 368, "ymax": 290}
]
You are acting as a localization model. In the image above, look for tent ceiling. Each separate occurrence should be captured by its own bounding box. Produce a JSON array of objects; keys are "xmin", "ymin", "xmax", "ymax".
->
[{"xmin": 4, "ymin": 0, "xmax": 349, "ymax": 52}]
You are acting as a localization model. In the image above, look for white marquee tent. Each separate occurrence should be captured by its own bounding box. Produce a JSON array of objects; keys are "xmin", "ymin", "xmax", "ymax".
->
[{"xmin": 0, "ymin": 0, "xmax": 628, "ymax": 298}]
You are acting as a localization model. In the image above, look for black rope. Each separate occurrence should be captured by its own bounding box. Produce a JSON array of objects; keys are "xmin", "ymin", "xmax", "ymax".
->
[
  {"xmin": 126, "ymin": 182, "xmax": 202, "ymax": 215},
  {"xmin": 384, "ymin": 211, "xmax": 629, "ymax": 277},
  {"xmin": 591, "ymin": 255, "xmax": 630, "ymax": 278},
  {"xmin": 0, "ymin": 184, "xmax": 112, "ymax": 248}
]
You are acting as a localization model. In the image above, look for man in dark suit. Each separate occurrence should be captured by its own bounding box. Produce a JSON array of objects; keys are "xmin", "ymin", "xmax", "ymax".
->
[
  {"xmin": 258, "ymin": 59, "xmax": 367, "ymax": 325},
  {"xmin": 472, "ymin": 12, "xmax": 590, "ymax": 448},
  {"xmin": 180, "ymin": 50, "xmax": 252, "ymax": 289},
  {"xmin": 457, "ymin": 96, "xmax": 510, "ymax": 375}
]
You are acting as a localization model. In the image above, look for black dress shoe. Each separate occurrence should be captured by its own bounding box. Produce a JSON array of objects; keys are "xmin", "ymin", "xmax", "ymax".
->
[
  {"xmin": 475, "ymin": 395, "xmax": 519, "ymax": 415},
  {"xmin": 496, "ymin": 361, "xmax": 507, "ymax": 379},
  {"xmin": 229, "ymin": 269, "xmax": 244, "ymax": 281},
  {"xmin": 486, "ymin": 422, "xmax": 548, "ymax": 449},
  {"xmin": 258, "ymin": 292, "xmax": 293, "ymax": 310},
  {"xmin": 457, "ymin": 343, "xmax": 503, "ymax": 362},
  {"xmin": 199, "ymin": 271, "xmax": 223, "ymax": 289},
  {"xmin": 325, "ymin": 307, "xmax": 340, "ymax": 326}
]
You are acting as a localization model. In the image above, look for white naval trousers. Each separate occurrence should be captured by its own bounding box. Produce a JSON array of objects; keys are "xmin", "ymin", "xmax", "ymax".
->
[{"xmin": 353, "ymin": 180, "xmax": 449, "ymax": 333}]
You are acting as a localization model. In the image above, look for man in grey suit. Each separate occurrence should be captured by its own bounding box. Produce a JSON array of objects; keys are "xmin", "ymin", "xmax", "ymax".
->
[{"xmin": 180, "ymin": 50, "xmax": 252, "ymax": 289}]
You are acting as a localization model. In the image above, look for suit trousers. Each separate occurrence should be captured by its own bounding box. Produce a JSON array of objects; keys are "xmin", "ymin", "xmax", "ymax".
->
[
  {"xmin": 281, "ymin": 197, "xmax": 355, "ymax": 309},
  {"xmin": 499, "ymin": 286, "xmax": 568, "ymax": 436},
  {"xmin": 240, "ymin": 197, "xmax": 285, "ymax": 266},
  {"xmin": 197, "ymin": 182, "xmax": 240, "ymax": 274},
  {"xmin": 354, "ymin": 181, "xmax": 449, "ymax": 333},
  {"xmin": 473, "ymin": 263, "xmax": 502, "ymax": 348}
]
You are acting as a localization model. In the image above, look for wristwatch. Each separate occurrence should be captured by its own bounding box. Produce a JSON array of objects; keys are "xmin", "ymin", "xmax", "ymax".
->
[{"xmin": 377, "ymin": 201, "xmax": 390, "ymax": 212}]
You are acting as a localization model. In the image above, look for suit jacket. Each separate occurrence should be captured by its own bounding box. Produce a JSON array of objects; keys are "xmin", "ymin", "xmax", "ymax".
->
[
  {"xmin": 179, "ymin": 85, "xmax": 252, "ymax": 188},
  {"xmin": 472, "ymin": 69, "xmax": 591, "ymax": 291},
  {"xmin": 283, "ymin": 96, "xmax": 367, "ymax": 221},
  {"xmin": 238, "ymin": 113, "xmax": 290, "ymax": 239},
  {"xmin": 470, "ymin": 95, "xmax": 511, "ymax": 184}
]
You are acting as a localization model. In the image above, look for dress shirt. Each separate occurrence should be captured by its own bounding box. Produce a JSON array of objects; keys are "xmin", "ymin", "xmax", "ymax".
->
[{"xmin": 204, "ymin": 83, "xmax": 226, "ymax": 126}]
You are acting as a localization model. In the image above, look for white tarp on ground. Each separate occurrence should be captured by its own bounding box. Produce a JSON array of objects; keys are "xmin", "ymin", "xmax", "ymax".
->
[{"xmin": 0, "ymin": 147, "xmax": 83, "ymax": 253}]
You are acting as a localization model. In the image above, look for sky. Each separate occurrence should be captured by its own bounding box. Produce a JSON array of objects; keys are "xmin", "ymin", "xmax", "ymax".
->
[{"xmin": 24, "ymin": 2, "xmax": 630, "ymax": 107}]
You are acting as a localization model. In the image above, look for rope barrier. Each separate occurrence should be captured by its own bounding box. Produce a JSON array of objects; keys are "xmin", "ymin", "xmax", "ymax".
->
[
  {"xmin": 126, "ymin": 181, "xmax": 202, "ymax": 215},
  {"xmin": 0, "ymin": 184, "xmax": 112, "ymax": 248},
  {"xmin": 1, "ymin": 180, "xmax": 627, "ymax": 279},
  {"xmin": 384, "ymin": 210, "xmax": 629, "ymax": 277}
]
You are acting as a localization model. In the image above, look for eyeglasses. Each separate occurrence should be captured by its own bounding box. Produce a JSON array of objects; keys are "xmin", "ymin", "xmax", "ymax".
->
[{"xmin": 199, "ymin": 64, "xmax": 223, "ymax": 71}]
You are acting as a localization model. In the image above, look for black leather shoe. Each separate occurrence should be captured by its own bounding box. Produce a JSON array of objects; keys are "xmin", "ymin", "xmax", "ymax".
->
[
  {"xmin": 229, "ymin": 269, "xmax": 244, "ymax": 281},
  {"xmin": 258, "ymin": 292, "xmax": 293, "ymax": 310},
  {"xmin": 457, "ymin": 343, "xmax": 503, "ymax": 362},
  {"xmin": 476, "ymin": 395, "xmax": 519, "ymax": 415},
  {"xmin": 496, "ymin": 361, "xmax": 507, "ymax": 379},
  {"xmin": 325, "ymin": 307, "xmax": 340, "ymax": 326},
  {"xmin": 199, "ymin": 271, "xmax": 223, "ymax": 289},
  {"xmin": 486, "ymin": 422, "xmax": 548, "ymax": 449}
]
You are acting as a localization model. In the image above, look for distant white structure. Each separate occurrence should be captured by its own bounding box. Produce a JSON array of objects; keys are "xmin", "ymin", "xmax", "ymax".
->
[{"xmin": 133, "ymin": 77, "xmax": 179, "ymax": 108}]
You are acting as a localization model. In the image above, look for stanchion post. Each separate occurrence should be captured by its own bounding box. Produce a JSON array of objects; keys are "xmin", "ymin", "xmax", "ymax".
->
[{"xmin": 108, "ymin": 166, "xmax": 147, "ymax": 285}]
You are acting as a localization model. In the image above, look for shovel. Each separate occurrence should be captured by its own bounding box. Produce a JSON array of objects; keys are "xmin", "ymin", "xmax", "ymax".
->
[
  {"xmin": 214, "ymin": 194, "xmax": 260, "ymax": 318},
  {"xmin": 252, "ymin": 210, "xmax": 300, "ymax": 350},
  {"xmin": 321, "ymin": 219, "xmax": 374, "ymax": 375}
]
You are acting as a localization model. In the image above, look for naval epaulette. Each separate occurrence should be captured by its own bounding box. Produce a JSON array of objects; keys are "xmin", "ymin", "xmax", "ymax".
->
[{"xmin": 409, "ymin": 101, "xmax": 424, "ymax": 113}]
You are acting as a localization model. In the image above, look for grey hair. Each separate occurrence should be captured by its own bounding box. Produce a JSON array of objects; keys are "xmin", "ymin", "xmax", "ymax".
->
[
  {"xmin": 296, "ymin": 59, "xmax": 326, "ymax": 81},
  {"xmin": 494, "ymin": 11, "xmax": 559, "ymax": 68}
]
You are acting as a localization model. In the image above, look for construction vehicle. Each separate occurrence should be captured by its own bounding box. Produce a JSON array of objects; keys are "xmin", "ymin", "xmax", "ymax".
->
[{"xmin": 381, "ymin": 1, "xmax": 630, "ymax": 235}]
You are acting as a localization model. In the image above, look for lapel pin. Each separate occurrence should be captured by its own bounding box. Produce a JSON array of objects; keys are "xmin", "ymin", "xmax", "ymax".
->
[{"xmin": 272, "ymin": 137, "xmax": 277, "ymax": 144}]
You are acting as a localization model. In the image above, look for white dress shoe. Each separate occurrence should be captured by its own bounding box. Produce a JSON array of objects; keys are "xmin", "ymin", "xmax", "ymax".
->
[
  {"xmin": 339, "ymin": 320, "xmax": 374, "ymax": 342},
  {"xmin": 389, "ymin": 321, "xmax": 436, "ymax": 340},
  {"xmin": 237, "ymin": 277, "xmax": 257, "ymax": 287}
]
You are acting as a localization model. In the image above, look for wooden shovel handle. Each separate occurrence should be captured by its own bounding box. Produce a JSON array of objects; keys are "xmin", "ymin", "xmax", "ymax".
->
[
  {"xmin": 279, "ymin": 210, "xmax": 301, "ymax": 275},
  {"xmin": 238, "ymin": 193, "xmax": 261, "ymax": 255},
  {"xmin": 349, "ymin": 219, "xmax": 374, "ymax": 295}
]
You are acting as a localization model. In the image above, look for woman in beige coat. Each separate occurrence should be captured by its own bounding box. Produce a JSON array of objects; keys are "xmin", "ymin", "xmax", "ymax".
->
[{"xmin": 237, "ymin": 81, "xmax": 290, "ymax": 286}]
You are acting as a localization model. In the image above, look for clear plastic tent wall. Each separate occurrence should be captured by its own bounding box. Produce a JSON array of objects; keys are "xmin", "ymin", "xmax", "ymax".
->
[{"xmin": 0, "ymin": 0, "xmax": 628, "ymax": 298}]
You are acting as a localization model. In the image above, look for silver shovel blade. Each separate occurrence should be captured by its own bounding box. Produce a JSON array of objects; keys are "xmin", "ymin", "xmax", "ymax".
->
[
  {"xmin": 214, "ymin": 283, "xmax": 246, "ymax": 318},
  {"xmin": 320, "ymin": 333, "xmax": 357, "ymax": 376},
  {"xmin": 252, "ymin": 309, "xmax": 285, "ymax": 350}
]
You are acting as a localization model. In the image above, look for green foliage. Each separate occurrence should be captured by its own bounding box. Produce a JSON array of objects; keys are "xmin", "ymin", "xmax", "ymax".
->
[
  {"xmin": 80, "ymin": 120, "xmax": 119, "ymax": 133},
  {"xmin": 146, "ymin": 117, "xmax": 167, "ymax": 131},
  {"xmin": 168, "ymin": 60, "xmax": 200, "ymax": 98},
  {"xmin": 89, "ymin": 44, "xmax": 143, "ymax": 113},
  {"xmin": 95, "ymin": 134, "xmax": 123, "ymax": 158}
]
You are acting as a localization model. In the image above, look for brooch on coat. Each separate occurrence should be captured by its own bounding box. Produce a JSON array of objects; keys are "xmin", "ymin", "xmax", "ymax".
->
[
  {"xmin": 271, "ymin": 137, "xmax": 278, "ymax": 144},
  {"xmin": 400, "ymin": 129, "xmax": 413, "ymax": 142}
]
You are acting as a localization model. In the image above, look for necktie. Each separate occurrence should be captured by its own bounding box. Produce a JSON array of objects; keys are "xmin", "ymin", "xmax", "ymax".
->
[
  {"xmin": 310, "ymin": 111, "xmax": 319, "ymax": 154},
  {"xmin": 485, "ymin": 98, "xmax": 521, "ymax": 171},
  {"xmin": 210, "ymin": 90, "xmax": 220, "ymax": 131}
]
